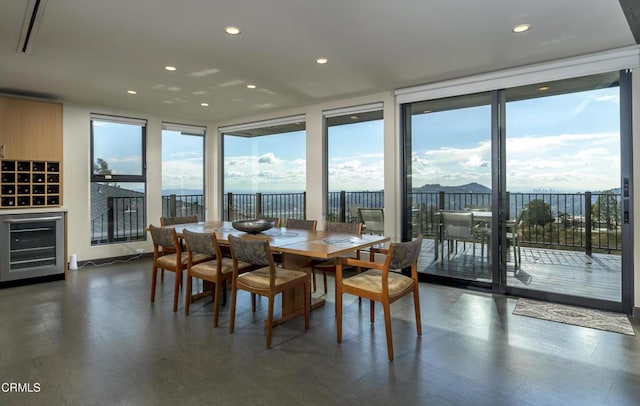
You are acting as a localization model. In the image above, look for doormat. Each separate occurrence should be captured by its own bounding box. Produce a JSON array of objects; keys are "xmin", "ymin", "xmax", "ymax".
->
[{"xmin": 513, "ymin": 298, "xmax": 635, "ymax": 336}]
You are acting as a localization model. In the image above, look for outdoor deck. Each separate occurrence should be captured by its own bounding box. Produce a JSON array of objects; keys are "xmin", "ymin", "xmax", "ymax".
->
[{"xmin": 417, "ymin": 238, "xmax": 622, "ymax": 302}]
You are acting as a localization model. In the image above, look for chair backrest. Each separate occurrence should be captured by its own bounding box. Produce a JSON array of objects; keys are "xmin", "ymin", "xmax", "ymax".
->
[
  {"xmin": 441, "ymin": 211, "xmax": 474, "ymax": 240},
  {"xmin": 149, "ymin": 224, "xmax": 180, "ymax": 252},
  {"xmin": 358, "ymin": 208, "xmax": 384, "ymax": 234},
  {"xmin": 228, "ymin": 235, "xmax": 274, "ymax": 268},
  {"xmin": 326, "ymin": 221, "xmax": 362, "ymax": 234},
  {"xmin": 386, "ymin": 235, "xmax": 423, "ymax": 270},
  {"xmin": 258, "ymin": 217, "xmax": 281, "ymax": 228},
  {"xmin": 285, "ymin": 218, "xmax": 317, "ymax": 231},
  {"xmin": 348, "ymin": 205, "xmax": 361, "ymax": 223},
  {"xmin": 182, "ymin": 229, "xmax": 220, "ymax": 258},
  {"xmin": 160, "ymin": 214, "xmax": 199, "ymax": 226}
]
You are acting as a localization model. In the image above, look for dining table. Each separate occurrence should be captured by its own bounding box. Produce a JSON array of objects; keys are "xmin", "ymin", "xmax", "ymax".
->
[{"xmin": 164, "ymin": 220, "xmax": 390, "ymax": 326}]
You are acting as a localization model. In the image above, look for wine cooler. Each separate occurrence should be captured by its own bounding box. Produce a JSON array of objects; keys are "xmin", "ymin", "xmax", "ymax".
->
[{"xmin": 0, "ymin": 212, "xmax": 65, "ymax": 283}]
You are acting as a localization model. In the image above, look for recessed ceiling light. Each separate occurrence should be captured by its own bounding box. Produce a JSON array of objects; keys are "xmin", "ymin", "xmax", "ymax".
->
[
  {"xmin": 538, "ymin": 86, "xmax": 550, "ymax": 91},
  {"xmin": 225, "ymin": 26, "xmax": 241, "ymax": 35},
  {"xmin": 512, "ymin": 24, "xmax": 531, "ymax": 33},
  {"xmin": 246, "ymin": 84, "xmax": 256, "ymax": 89},
  {"xmin": 127, "ymin": 90, "xmax": 137, "ymax": 95},
  {"xmin": 200, "ymin": 102, "xmax": 209, "ymax": 107},
  {"xmin": 423, "ymin": 110, "xmax": 431, "ymax": 114},
  {"xmin": 164, "ymin": 66, "xmax": 177, "ymax": 71},
  {"xmin": 316, "ymin": 57, "xmax": 328, "ymax": 64}
]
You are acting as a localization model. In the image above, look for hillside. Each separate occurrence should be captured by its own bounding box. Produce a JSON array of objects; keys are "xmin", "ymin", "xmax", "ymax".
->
[{"xmin": 413, "ymin": 182, "xmax": 491, "ymax": 194}]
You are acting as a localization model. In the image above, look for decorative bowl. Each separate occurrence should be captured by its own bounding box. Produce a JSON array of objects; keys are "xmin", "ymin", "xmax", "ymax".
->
[{"xmin": 231, "ymin": 219, "xmax": 275, "ymax": 234}]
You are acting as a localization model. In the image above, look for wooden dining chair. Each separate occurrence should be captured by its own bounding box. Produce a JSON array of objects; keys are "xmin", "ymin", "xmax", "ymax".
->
[
  {"xmin": 311, "ymin": 221, "xmax": 363, "ymax": 294},
  {"xmin": 257, "ymin": 216, "xmax": 281, "ymax": 228},
  {"xmin": 158, "ymin": 214, "xmax": 199, "ymax": 281},
  {"xmin": 148, "ymin": 224, "xmax": 211, "ymax": 312},
  {"xmin": 160, "ymin": 214, "xmax": 199, "ymax": 226},
  {"xmin": 336, "ymin": 235, "xmax": 423, "ymax": 361},
  {"xmin": 228, "ymin": 234, "xmax": 310, "ymax": 349},
  {"xmin": 284, "ymin": 218, "xmax": 317, "ymax": 230},
  {"xmin": 182, "ymin": 229, "xmax": 254, "ymax": 326}
]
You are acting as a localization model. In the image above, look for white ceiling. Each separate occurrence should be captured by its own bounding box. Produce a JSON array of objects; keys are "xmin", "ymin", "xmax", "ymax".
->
[{"xmin": 0, "ymin": 0, "xmax": 637, "ymax": 125}]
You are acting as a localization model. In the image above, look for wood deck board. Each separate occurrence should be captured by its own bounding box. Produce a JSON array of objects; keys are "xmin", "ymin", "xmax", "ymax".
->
[{"xmin": 417, "ymin": 239, "xmax": 622, "ymax": 302}]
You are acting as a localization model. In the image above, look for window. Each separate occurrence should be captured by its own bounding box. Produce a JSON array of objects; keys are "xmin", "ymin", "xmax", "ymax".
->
[
  {"xmin": 220, "ymin": 116, "xmax": 306, "ymax": 221},
  {"xmin": 90, "ymin": 114, "xmax": 147, "ymax": 245},
  {"xmin": 324, "ymin": 104, "xmax": 384, "ymax": 223},
  {"xmin": 161, "ymin": 123, "xmax": 205, "ymax": 219}
]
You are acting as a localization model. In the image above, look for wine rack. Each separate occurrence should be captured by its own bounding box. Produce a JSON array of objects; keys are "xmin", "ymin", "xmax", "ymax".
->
[{"xmin": 1, "ymin": 160, "xmax": 61, "ymax": 208}]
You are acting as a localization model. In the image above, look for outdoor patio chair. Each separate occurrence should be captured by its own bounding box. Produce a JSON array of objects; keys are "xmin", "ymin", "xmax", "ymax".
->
[
  {"xmin": 440, "ymin": 211, "xmax": 483, "ymax": 261},
  {"xmin": 359, "ymin": 208, "xmax": 384, "ymax": 235}
]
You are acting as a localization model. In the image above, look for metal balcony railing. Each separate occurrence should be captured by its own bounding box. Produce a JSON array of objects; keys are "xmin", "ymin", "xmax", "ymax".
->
[
  {"xmin": 91, "ymin": 196, "xmax": 146, "ymax": 245},
  {"xmin": 409, "ymin": 191, "xmax": 621, "ymax": 254},
  {"xmin": 92, "ymin": 191, "xmax": 622, "ymax": 255}
]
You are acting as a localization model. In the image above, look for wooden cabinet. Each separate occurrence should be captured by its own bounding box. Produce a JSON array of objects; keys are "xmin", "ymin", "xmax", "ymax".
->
[
  {"xmin": 0, "ymin": 96, "xmax": 63, "ymax": 208},
  {"xmin": 0, "ymin": 96, "xmax": 62, "ymax": 162}
]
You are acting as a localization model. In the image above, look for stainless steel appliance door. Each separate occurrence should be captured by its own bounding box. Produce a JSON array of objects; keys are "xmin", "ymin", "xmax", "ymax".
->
[{"xmin": 0, "ymin": 213, "xmax": 65, "ymax": 282}]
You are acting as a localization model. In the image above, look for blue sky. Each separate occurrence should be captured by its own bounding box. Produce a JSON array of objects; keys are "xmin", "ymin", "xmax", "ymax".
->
[
  {"xmin": 95, "ymin": 85, "xmax": 621, "ymax": 195},
  {"xmin": 410, "ymin": 86, "xmax": 620, "ymax": 193}
]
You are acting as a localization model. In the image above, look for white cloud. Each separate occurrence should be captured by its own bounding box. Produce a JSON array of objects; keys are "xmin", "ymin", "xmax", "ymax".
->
[
  {"xmin": 258, "ymin": 153, "xmax": 280, "ymax": 164},
  {"xmin": 411, "ymin": 132, "xmax": 619, "ymax": 192}
]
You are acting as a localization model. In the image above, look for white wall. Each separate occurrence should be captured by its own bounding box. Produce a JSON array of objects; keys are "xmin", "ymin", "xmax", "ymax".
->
[{"xmin": 63, "ymin": 102, "xmax": 215, "ymax": 261}]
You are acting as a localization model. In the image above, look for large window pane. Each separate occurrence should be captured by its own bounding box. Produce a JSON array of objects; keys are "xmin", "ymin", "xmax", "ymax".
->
[
  {"xmin": 326, "ymin": 110, "xmax": 384, "ymax": 226},
  {"xmin": 408, "ymin": 93, "xmax": 492, "ymax": 282},
  {"xmin": 223, "ymin": 121, "xmax": 306, "ymax": 221},
  {"xmin": 505, "ymin": 72, "xmax": 622, "ymax": 301},
  {"xmin": 92, "ymin": 121, "xmax": 143, "ymax": 176},
  {"xmin": 90, "ymin": 117, "xmax": 146, "ymax": 245},
  {"xmin": 161, "ymin": 126, "xmax": 204, "ymax": 219}
]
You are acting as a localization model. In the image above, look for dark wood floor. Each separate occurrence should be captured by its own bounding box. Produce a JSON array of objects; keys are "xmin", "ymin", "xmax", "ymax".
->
[
  {"xmin": 1, "ymin": 257, "xmax": 639, "ymax": 405},
  {"xmin": 418, "ymin": 238, "xmax": 622, "ymax": 301}
]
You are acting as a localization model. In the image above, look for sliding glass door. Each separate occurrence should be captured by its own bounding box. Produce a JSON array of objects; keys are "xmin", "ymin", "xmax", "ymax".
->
[
  {"xmin": 504, "ymin": 72, "xmax": 624, "ymax": 305},
  {"xmin": 405, "ymin": 92, "xmax": 493, "ymax": 284},
  {"xmin": 402, "ymin": 70, "xmax": 631, "ymax": 311}
]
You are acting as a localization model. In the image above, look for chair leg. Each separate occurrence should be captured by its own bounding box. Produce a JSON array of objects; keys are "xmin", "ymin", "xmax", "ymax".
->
[
  {"xmin": 323, "ymin": 271, "xmax": 328, "ymax": 295},
  {"xmin": 161, "ymin": 269, "xmax": 164, "ymax": 283},
  {"xmin": 370, "ymin": 300, "xmax": 375, "ymax": 323},
  {"xmin": 229, "ymin": 284, "xmax": 238, "ymax": 333},
  {"xmin": 213, "ymin": 281, "xmax": 222, "ymax": 327},
  {"xmin": 311, "ymin": 269, "xmax": 317, "ymax": 293},
  {"xmin": 172, "ymin": 270, "xmax": 181, "ymax": 312},
  {"xmin": 184, "ymin": 274, "xmax": 192, "ymax": 316},
  {"xmin": 336, "ymin": 290, "xmax": 343, "ymax": 343},
  {"xmin": 150, "ymin": 266, "xmax": 158, "ymax": 303},
  {"xmin": 251, "ymin": 293, "xmax": 257, "ymax": 313},
  {"xmin": 266, "ymin": 295, "xmax": 275, "ymax": 349},
  {"xmin": 382, "ymin": 300, "xmax": 394, "ymax": 361},
  {"xmin": 413, "ymin": 283, "xmax": 422, "ymax": 336},
  {"xmin": 304, "ymin": 280, "xmax": 310, "ymax": 330}
]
